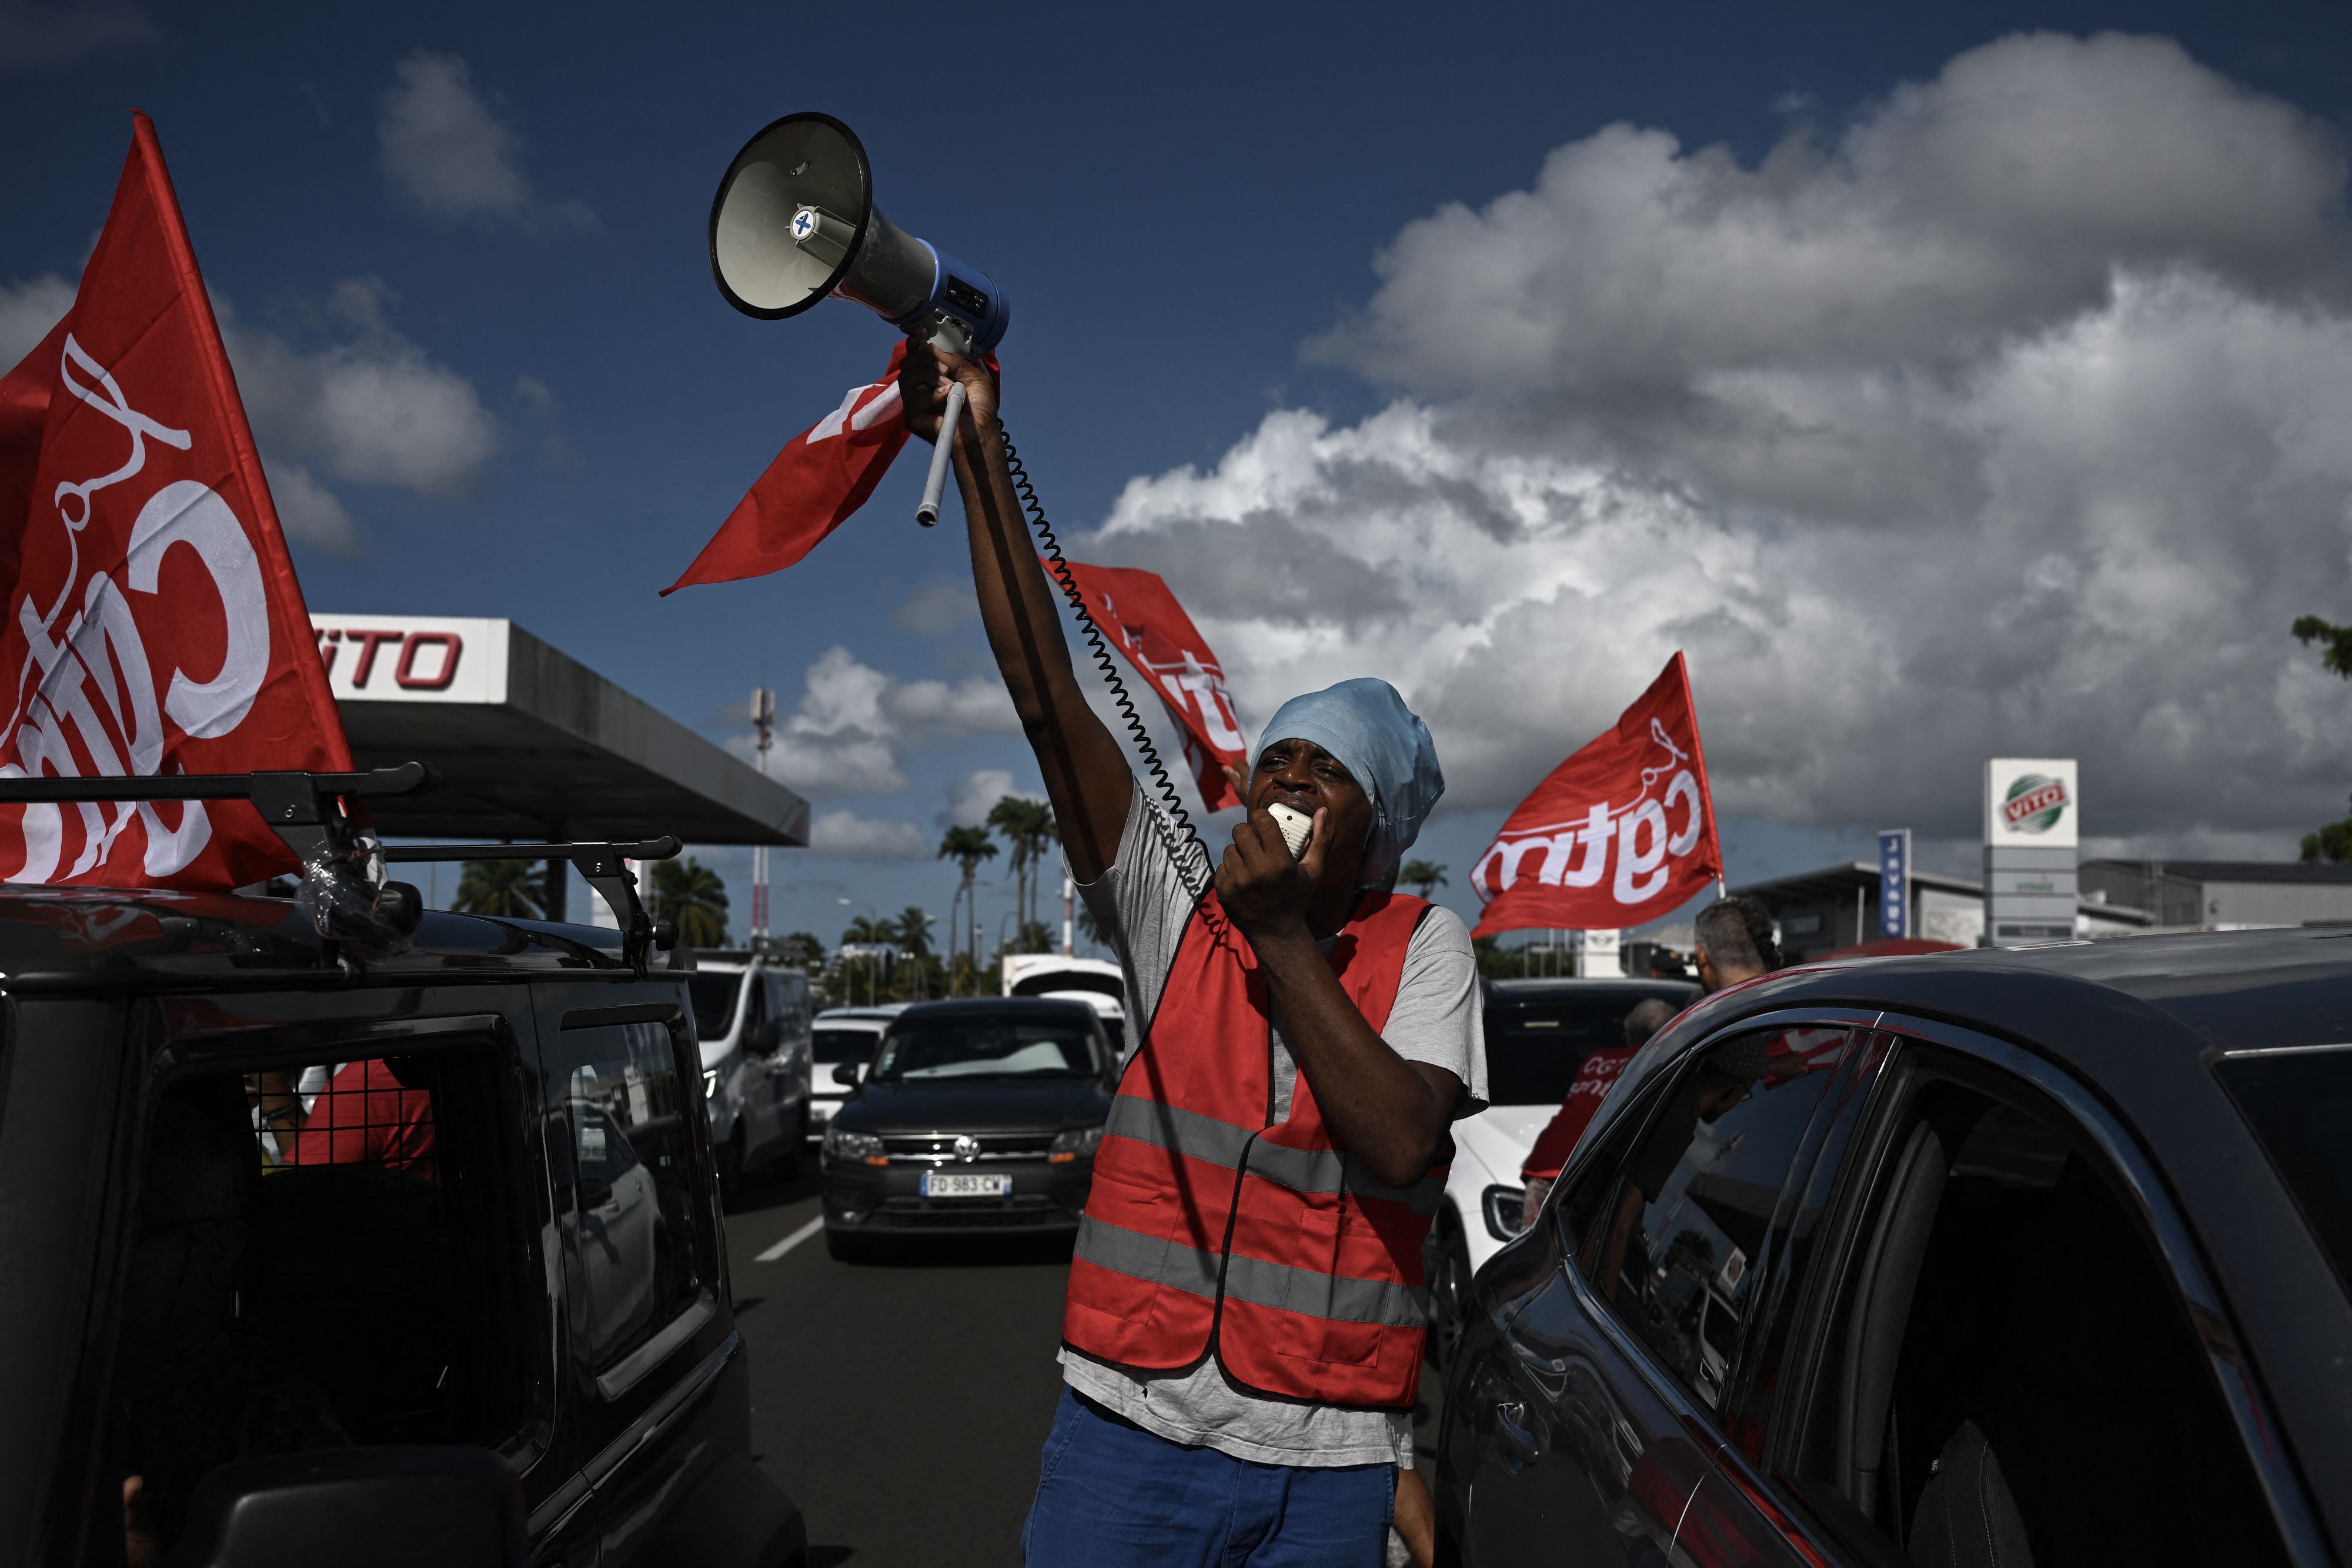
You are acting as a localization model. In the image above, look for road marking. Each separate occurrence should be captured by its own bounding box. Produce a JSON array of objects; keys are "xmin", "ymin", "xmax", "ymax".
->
[{"xmin": 756, "ymin": 1216, "xmax": 825, "ymax": 1262}]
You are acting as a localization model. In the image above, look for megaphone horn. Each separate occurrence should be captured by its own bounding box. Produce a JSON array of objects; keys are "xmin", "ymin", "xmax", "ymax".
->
[{"xmin": 709, "ymin": 112, "xmax": 1011, "ymax": 526}]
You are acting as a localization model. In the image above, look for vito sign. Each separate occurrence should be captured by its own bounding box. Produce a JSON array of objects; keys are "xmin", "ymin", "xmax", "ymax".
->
[
  {"xmin": 1471, "ymin": 654, "xmax": 1722, "ymax": 938},
  {"xmin": 0, "ymin": 116, "xmax": 348, "ymax": 890},
  {"xmin": 310, "ymin": 616, "xmax": 508, "ymax": 705},
  {"xmin": 1985, "ymin": 758, "xmax": 2079, "ymax": 850}
]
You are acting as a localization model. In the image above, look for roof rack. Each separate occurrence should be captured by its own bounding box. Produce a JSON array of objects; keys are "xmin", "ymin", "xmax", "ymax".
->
[{"xmin": 0, "ymin": 762, "xmax": 689, "ymax": 974}]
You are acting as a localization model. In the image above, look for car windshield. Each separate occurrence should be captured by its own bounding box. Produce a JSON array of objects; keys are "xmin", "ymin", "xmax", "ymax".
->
[
  {"xmin": 873, "ymin": 1019, "xmax": 1102, "ymax": 1081},
  {"xmin": 687, "ymin": 974, "xmax": 743, "ymax": 1041},
  {"xmin": 2214, "ymin": 1048, "xmax": 2352, "ymax": 1296},
  {"xmin": 1484, "ymin": 989, "xmax": 1688, "ymax": 1105},
  {"xmin": 812, "ymin": 1027, "xmax": 879, "ymax": 1064}
]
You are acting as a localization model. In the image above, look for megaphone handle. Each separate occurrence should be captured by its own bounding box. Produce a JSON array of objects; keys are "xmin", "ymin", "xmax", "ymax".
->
[{"xmin": 915, "ymin": 381, "xmax": 967, "ymax": 527}]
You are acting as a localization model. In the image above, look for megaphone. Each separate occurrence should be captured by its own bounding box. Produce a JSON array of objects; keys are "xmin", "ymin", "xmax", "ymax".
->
[{"xmin": 710, "ymin": 112, "xmax": 1010, "ymax": 524}]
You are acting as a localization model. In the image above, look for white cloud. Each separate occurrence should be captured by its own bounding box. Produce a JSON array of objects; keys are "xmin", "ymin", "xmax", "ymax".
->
[
  {"xmin": 377, "ymin": 51, "xmax": 589, "ymax": 229},
  {"xmin": 943, "ymin": 767, "xmax": 1038, "ymax": 828},
  {"xmin": 2, "ymin": 272, "xmax": 497, "ymax": 548},
  {"xmin": 0, "ymin": 0, "xmax": 155, "ymax": 72},
  {"xmin": 761, "ymin": 646, "xmax": 1023, "ymax": 800},
  {"xmin": 1088, "ymin": 33, "xmax": 2352, "ymax": 850},
  {"xmin": 807, "ymin": 809, "xmax": 931, "ymax": 858},
  {"xmin": 0, "ymin": 272, "xmax": 73, "ymax": 370},
  {"xmin": 892, "ymin": 576, "xmax": 976, "ymax": 636},
  {"xmin": 225, "ymin": 278, "xmax": 497, "ymax": 497},
  {"xmin": 260, "ymin": 460, "xmax": 359, "ymax": 553}
]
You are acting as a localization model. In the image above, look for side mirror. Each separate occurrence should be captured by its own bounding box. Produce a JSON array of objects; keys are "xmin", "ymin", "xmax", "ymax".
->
[
  {"xmin": 831, "ymin": 1061, "xmax": 862, "ymax": 1089},
  {"xmin": 172, "ymin": 1446, "xmax": 524, "ymax": 1568},
  {"xmin": 746, "ymin": 1021, "xmax": 782, "ymax": 1055}
]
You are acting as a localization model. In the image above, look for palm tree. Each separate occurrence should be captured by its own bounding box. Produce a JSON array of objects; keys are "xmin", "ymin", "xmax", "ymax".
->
[
  {"xmin": 652, "ymin": 858, "xmax": 730, "ymax": 948},
  {"xmin": 1398, "ymin": 859, "xmax": 1448, "ymax": 900},
  {"xmin": 893, "ymin": 905, "xmax": 937, "ymax": 999},
  {"xmin": 987, "ymin": 795, "xmax": 1058, "ymax": 941},
  {"xmin": 938, "ymin": 825, "xmax": 997, "ymax": 995},
  {"xmin": 455, "ymin": 858, "xmax": 543, "ymax": 920}
]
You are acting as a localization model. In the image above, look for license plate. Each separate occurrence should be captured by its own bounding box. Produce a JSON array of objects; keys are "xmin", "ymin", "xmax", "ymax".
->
[{"xmin": 921, "ymin": 1171, "xmax": 1010, "ymax": 1198}]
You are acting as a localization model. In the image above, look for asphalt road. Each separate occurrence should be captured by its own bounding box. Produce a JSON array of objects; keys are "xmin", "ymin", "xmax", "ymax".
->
[
  {"xmin": 721, "ymin": 1160, "xmax": 1446, "ymax": 1568},
  {"xmin": 722, "ymin": 1162, "xmax": 1075, "ymax": 1567}
]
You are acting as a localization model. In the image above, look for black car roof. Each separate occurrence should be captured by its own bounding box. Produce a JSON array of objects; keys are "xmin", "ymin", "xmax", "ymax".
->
[
  {"xmin": 1703, "ymin": 925, "xmax": 2352, "ymax": 1062},
  {"xmin": 0, "ymin": 885, "xmax": 639, "ymax": 991},
  {"xmin": 1487, "ymin": 977, "xmax": 1701, "ymax": 1002},
  {"xmin": 886, "ymin": 998, "xmax": 1102, "ymax": 1026}
]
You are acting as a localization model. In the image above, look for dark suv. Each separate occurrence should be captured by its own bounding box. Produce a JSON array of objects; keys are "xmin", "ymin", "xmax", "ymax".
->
[{"xmin": 0, "ymin": 884, "xmax": 807, "ymax": 1567}]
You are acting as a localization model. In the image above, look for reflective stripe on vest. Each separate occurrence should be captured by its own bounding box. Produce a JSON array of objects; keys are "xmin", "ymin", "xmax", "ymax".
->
[
  {"xmin": 1099, "ymin": 1095, "xmax": 1447, "ymax": 1214},
  {"xmin": 1076, "ymin": 1213, "xmax": 1431, "ymax": 1328}
]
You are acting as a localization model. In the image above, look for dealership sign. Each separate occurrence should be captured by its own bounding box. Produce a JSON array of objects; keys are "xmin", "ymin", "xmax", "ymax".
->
[
  {"xmin": 1984, "ymin": 758, "xmax": 2079, "ymax": 850},
  {"xmin": 309, "ymin": 615, "xmax": 508, "ymax": 705}
]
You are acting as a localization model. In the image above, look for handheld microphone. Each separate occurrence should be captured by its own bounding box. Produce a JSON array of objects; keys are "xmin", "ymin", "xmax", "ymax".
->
[{"xmin": 708, "ymin": 113, "xmax": 1010, "ymax": 527}]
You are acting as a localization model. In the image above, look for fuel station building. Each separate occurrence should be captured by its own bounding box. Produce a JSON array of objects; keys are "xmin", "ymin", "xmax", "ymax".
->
[{"xmin": 310, "ymin": 613, "xmax": 807, "ymax": 921}]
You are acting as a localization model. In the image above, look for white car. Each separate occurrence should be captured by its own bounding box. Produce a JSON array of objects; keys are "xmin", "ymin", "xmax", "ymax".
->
[
  {"xmin": 691, "ymin": 957, "xmax": 816, "ymax": 1203},
  {"xmin": 1001, "ymin": 955, "xmax": 1128, "ymax": 1061},
  {"xmin": 1426, "ymin": 976, "xmax": 1698, "ymax": 1370},
  {"xmin": 810, "ymin": 1005, "xmax": 906, "ymax": 1139}
]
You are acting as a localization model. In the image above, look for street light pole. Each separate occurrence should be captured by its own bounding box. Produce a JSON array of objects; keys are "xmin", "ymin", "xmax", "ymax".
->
[
  {"xmin": 837, "ymin": 897, "xmax": 880, "ymax": 1008},
  {"xmin": 750, "ymin": 689, "xmax": 775, "ymax": 942}
]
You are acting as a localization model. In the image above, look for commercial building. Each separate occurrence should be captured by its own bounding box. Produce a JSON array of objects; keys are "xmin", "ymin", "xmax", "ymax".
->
[
  {"xmin": 2079, "ymin": 860, "xmax": 2352, "ymax": 929},
  {"xmin": 1730, "ymin": 862, "xmax": 2151, "ymax": 964},
  {"xmin": 312, "ymin": 614, "xmax": 808, "ymax": 921}
]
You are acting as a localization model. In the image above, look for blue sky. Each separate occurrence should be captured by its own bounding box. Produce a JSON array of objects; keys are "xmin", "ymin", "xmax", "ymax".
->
[{"xmin": 6, "ymin": 1, "xmax": 2352, "ymax": 950}]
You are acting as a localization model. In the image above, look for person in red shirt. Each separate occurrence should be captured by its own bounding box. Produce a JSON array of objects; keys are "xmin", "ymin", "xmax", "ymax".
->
[
  {"xmin": 1518, "ymin": 996, "xmax": 1678, "ymax": 1216},
  {"xmin": 256, "ymin": 1059, "xmax": 436, "ymax": 1181}
]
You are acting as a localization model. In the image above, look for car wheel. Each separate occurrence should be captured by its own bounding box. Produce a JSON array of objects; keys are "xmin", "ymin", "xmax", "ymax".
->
[
  {"xmin": 823, "ymin": 1224, "xmax": 870, "ymax": 1264},
  {"xmin": 773, "ymin": 1104, "xmax": 807, "ymax": 1181},
  {"xmin": 718, "ymin": 1129, "xmax": 746, "ymax": 1211},
  {"xmin": 1426, "ymin": 1206, "xmax": 1474, "ymax": 1374}
]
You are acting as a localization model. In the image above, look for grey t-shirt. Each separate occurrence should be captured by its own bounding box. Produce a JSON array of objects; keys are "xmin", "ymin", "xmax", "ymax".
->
[{"xmin": 1058, "ymin": 782, "xmax": 1487, "ymax": 1469}]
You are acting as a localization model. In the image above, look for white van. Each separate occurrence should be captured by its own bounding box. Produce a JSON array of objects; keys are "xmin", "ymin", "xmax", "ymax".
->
[
  {"xmin": 690, "ymin": 956, "xmax": 815, "ymax": 1203},
  {"xmin": 1000, "ymin": 955, "xmax": 1128, "ymax": 1061}
]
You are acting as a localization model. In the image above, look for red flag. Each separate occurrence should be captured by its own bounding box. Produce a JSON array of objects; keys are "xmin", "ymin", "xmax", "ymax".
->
[
  {"xmin": 0, "ymin": 114, "xmax": 350, "ymax": 890},
  {"xmin": 1470, "ymin": 653, "xmax": 1721, "ymax": 938},
  {"xmin": 1053, "ymin": 560, "xmax": 1245, "ymax": 811},
  {"xmin": 662, "ymin": 342, "xmax": 911, "ymax": 593}
]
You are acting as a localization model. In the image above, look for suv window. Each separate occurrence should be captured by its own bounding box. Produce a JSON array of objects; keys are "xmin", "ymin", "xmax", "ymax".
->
[
  {"xmin": 2214, "ymin": 1046, "xmax": 2352, "ymax": 1298},
  {"xmin": 546, "ymin": 1018, "xmax": 703, "ymax": 1370},
  {"xmin": 812, "ymin": 1024, "xmax": 877, "ymax": 1065},
  {"xmin": 1484, "ymin": 987, "xmax": 1690, "ymax": 1106},
  {"xmin": 686, "ymin": 972, "xmax": 746, "ymax": 1042},
  {"xmin": 1786, "ymin": 1069, "xmax": 2286, "ymax": 1567},
  {"xmin": 115, "ymin": 1042, "xmax": 529, "ymax": 1558},
  {"xmin": 1561, "ymin": 1027, "xmax": 1852, "ymax": 1412}
]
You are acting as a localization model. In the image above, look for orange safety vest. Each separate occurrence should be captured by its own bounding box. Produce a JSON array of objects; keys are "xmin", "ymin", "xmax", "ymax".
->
[{"xmin": 1063, "ymin": 888, "xmax": 1446, "ymax": 1409}]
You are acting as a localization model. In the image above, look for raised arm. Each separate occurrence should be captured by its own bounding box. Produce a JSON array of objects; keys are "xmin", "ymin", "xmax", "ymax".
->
[{"xmin": 900, "ymin": 346, "xmax": 1132, "ymax": 882}]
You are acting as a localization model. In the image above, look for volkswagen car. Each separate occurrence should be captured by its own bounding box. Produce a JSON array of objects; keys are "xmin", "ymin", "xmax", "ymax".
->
[{"xmin": 819, "ymin": 998, "xmax": 1115, "ymax": 1260}]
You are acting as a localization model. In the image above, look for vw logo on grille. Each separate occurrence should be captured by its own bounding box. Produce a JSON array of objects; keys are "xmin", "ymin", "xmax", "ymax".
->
[{"xmin": 953, "ymin": 1135, "xmax": 981, "ymax": 1163}]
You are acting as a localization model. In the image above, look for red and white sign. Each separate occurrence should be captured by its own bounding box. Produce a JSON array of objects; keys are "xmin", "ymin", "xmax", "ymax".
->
[
  {"xmin": 1471, "ymin": 654, "xmax": 1722, "ymax": 938},
  {"xmin": 0, "ymin": 115, "xmax": 350, "ymax": 890},
  {"xmin": 1050, "ymin": 560, "xmax": 1245, "ymax": 811},
  {"xmin": 310, "ymin": 614, "xmax": 506, "ymax": 704}
]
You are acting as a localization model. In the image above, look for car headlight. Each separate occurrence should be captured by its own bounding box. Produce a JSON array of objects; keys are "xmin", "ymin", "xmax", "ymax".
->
[
  {"xmin": 824, "ymin": 1125, "xmax": 886, "ymax": 1164},
  {"xmin": 1481, "ymin": 1183, "xmax": 1526, "ymax": 1242},
  {"xmin": 701, "ymin": 1068, "xmax": 720, "ymax": 1101},
  {"xmin": 1048, "ymin": 1125, "xmax": 1103, "ymax": 1164}
]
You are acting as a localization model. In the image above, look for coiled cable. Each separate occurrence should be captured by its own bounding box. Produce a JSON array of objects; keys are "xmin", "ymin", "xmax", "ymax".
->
[{"xmin": 995, "ymin": 416, "xmax": 1216, "ymax": 903}]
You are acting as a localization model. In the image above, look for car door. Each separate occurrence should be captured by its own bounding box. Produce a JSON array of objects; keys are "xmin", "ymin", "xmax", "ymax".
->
[
  {"xmin": 1695, "ymin": 1023, "xmax": 2308, "ymax": 1568},
  {"xmin": 531, "ymin": 982, "xmax": 744, "ymax": 1568},
  {"xmin": 1452, "ymin": 1022, "xmax": 1867, "ymax": 1567},
  {"xmin": 735, "ymin": 974, "xmax": 777, "ymax": 1158},
  {"xmin": 772, "ymin": 972, "xmax": 813, "ymax": 1127}
]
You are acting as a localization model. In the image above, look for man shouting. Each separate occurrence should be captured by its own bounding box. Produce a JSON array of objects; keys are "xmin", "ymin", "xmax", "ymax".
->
[{"xmin": 902, "ymin": 348, "xmax": 1485, "ymax": 1566}]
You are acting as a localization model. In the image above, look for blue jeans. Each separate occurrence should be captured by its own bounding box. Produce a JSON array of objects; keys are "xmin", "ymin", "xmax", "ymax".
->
[{"xmin": 1022, "ymin": 1388, "xmax": 1396, "ymax": 1567}]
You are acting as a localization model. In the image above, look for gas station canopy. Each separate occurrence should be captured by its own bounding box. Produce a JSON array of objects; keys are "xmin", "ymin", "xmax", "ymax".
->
[{"xmin": 312, "ymin": 614, "xmax": 808, "ymax": 847}]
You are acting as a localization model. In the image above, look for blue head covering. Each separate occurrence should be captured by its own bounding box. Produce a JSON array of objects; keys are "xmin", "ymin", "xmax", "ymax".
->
[{"xmin": 1252, "ymin": 678, "xmax": 1444, "ymax": 890}]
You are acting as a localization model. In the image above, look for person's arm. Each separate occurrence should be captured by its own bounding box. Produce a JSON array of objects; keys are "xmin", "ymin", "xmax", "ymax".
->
[
  {"xmin": 1217, "ymin": 805, "xmax": 1461, "ymax": 1188},
  {"xmin": 900, "ymin": 347, "xmax": 1131, "ymax": 882}
]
